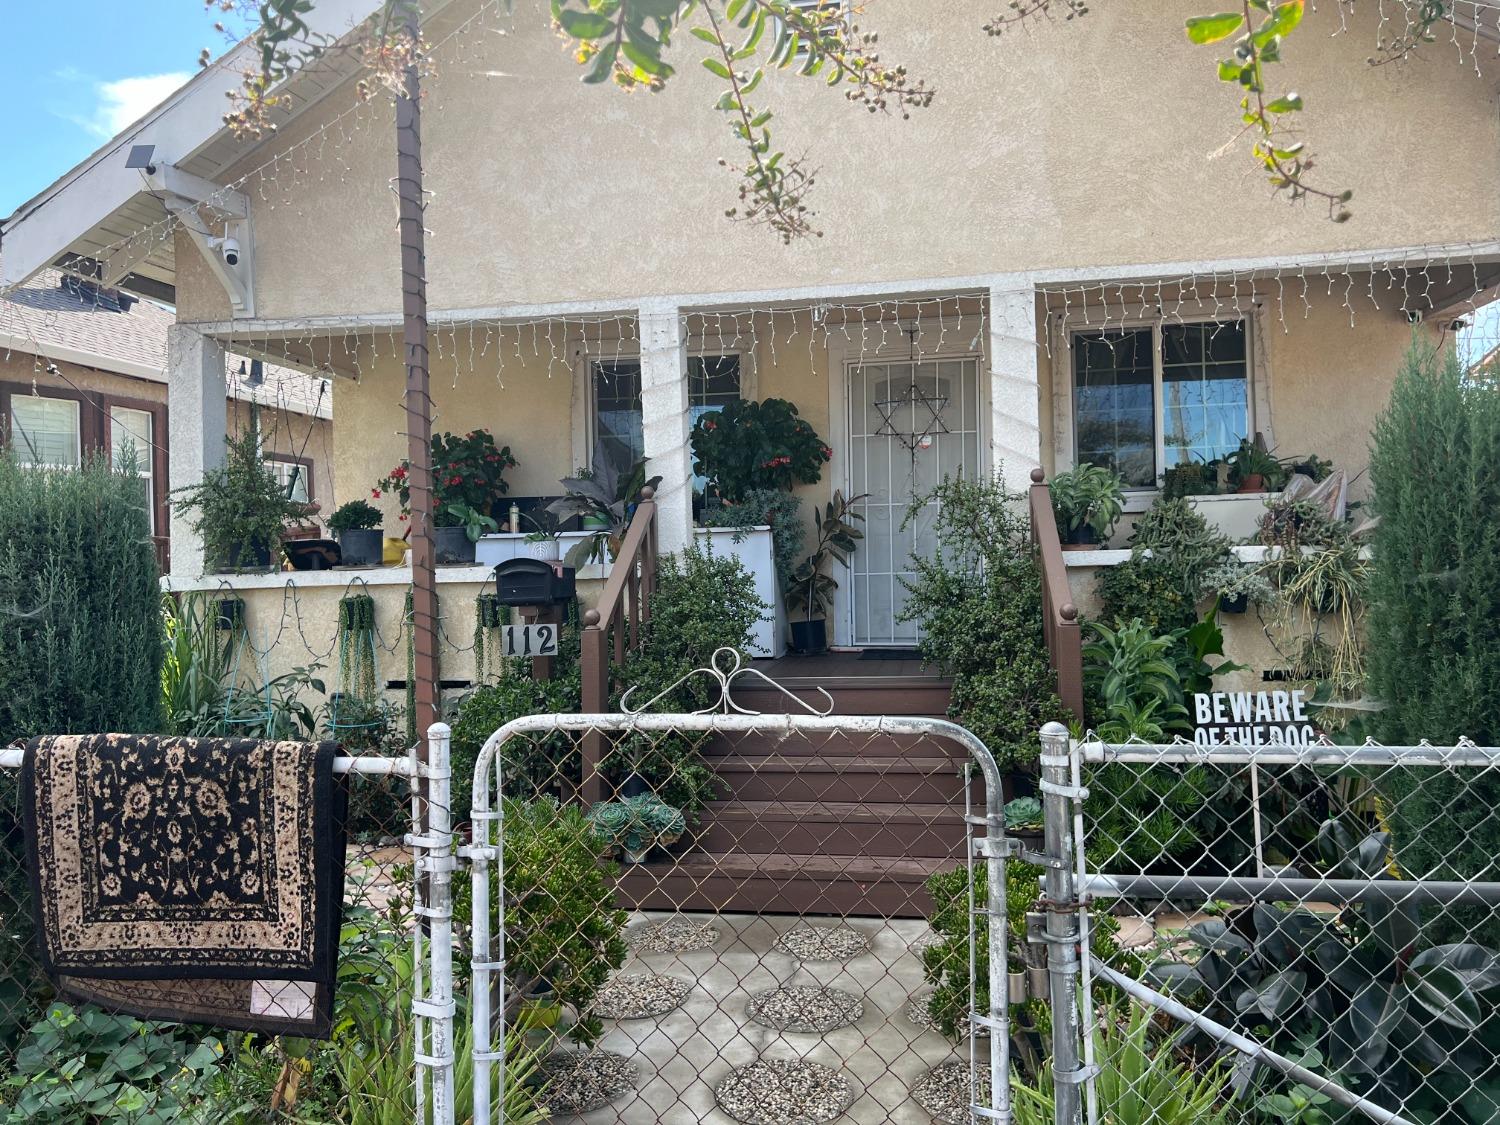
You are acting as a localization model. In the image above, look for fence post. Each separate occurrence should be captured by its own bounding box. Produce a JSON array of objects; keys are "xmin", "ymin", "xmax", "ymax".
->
[
  {"xmin": 414, "ymin": 722, "xmax": 456, "ymax": 1125},
  {"xmin": 1040, "ymin": 721, "xmax": 1085, "ymax": 1125}
]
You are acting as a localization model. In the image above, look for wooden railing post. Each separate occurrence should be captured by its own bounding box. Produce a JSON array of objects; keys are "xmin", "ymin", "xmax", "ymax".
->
[
  {"xmin": 1029, "ymin": 467, "xmax": 1085, "ymax": 721},
  {"xmin": 577, "ymin": 487, "xmax": 660, "ymax": 808}
]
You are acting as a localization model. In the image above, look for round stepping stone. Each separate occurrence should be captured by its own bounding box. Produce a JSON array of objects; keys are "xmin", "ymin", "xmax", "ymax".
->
[
  {"xmin": 905, "ymin": 994, "xmax": 989, "ymax": 1040},
  {"xmin": 590, "ymin": 971, "xmax": 691, "ymax": 1020},
  {"xmin": 746, "ymin": 986, "xmax": 864, "ymax": 1033},
  {"xmin": 773, "ymin": 924, "xmax": 870, "ymax": 962},
  {"xmin": 536, "ymin": 1049, "xmax": 638, "ymax": 1116},
  {"xmin": 912, "ymin": 1061, "xmax": 977, "ymax": 1125},
  {"xmin": 627, "ymin": 916, "xmax": 720, "ymax": 954},
  {"xmin": 715, "ymin": 1057, "xmax": 855, "ymax": 1124}
]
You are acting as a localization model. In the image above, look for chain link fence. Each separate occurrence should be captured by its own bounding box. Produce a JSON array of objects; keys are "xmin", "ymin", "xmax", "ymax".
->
[
  {"xmin": 0, "ymin": 743, "xmax": 428, "ymax": 1124},
  {"xmin": 461, "ymin": 708, "xmax": 1012, "ymax": 1124},
  {"xmin": 1042, "ymin": 725, "xmax": 1500, "ymax": 1125}
]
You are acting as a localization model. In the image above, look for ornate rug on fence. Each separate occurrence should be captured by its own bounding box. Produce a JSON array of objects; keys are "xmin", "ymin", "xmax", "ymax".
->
[{"xmin": 21, "ymin": 734, "xmax": 348, "ymax": 1037}]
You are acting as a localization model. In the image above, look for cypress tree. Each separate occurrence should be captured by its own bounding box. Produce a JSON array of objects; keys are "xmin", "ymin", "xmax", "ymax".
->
[
  {"xmin": 0, "ymin": 450, "xmax": 164, "ymax": 740},
  {"xmin": 1367, "ymin": 342, "xmax": 1500, "ymax": 941}
]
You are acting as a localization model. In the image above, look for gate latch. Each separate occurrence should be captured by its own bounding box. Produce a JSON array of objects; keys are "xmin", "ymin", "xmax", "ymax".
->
[{"xmin": 971, "ymin": 836, "xmax": 1017, "ymax": 859}]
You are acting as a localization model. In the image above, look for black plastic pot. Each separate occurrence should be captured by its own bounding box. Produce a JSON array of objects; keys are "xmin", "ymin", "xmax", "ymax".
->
[
  {"xmin": 221, "ymin": 538, "xmax": 273, "ymax": 572},
  {"xmin": 1220, "ymin": 592, "xmax": 1249, "ymax": 614},
  {"xmin": 618, "ymin": 772, "xmax": 650, "ymax": 799},
  {"xmin": 285, "ymin": 538, "xmax": 339, "ymax": 571},
  {"xmin": 434, "ymin": 526, "xmax": 476, "ymax": 566},
  {"xmin": 337, "ymin": 527, "xmax": 384, "ymax": 568},
  {"xmin": 789, "ymin": 618, "xmax": 828, "ymax": 655},
  {"xmin": 1062, "ymin": 524, "xmax": 1099, "ymax": 548}
]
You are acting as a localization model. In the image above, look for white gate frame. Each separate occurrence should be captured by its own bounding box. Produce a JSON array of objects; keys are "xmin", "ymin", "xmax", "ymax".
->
[{"xmin": 455, "ymin": 708, "xmax": 1014, "ymax": 1125}]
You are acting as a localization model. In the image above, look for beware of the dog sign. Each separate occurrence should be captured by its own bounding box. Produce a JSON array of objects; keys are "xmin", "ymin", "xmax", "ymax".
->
[{"xmin": 1192, "ymin": 689, "xmax": 1317, "ymax": 747}]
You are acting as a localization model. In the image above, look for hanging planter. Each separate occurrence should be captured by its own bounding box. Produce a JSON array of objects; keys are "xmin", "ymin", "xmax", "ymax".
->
[{"xmin": 332, "ymin": 592, "xmax": 383, "ymax": 742}]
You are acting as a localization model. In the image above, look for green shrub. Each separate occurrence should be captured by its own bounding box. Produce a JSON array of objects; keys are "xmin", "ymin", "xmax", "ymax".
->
[
  {"xmin": 612, "ymin": 542, "xmax": 766, "ymax": 818},
  {"xmin": 1368, "ymin": 342, "xmax": 1500, "ymax": 945},
  {"xmin": 1096, "ymin": 498, "xmax": 1232, "ymax": 634},
  {"xmin": 699, "ymin": 487, "xmax": 805, "ymax": 584},
  {"xmin": 898, "ymin": 475, "xmax": 1068, "ymax": 772},
  {"xmin": 172, "ymin": 431, "xmax": 307, "ymax": 568},
  {"xmin": 689, "ymin": 398, "xmax": 830, "ymax": 500},
  {"xmin": 0, "ymin": 450, "xmax": 163, "ymax": 740}
]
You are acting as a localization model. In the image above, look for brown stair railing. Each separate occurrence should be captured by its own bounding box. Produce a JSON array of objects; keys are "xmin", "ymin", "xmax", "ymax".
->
[
  {"xmin": 579, "ymin": 486, "xmax": 659, "ymax": 803},
  {"xmin": 1028, "ymin": 467, "xmax": 1084, "ymax": 721}
]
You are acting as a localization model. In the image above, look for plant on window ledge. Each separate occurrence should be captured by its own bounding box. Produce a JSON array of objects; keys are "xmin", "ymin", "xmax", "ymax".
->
[
  {"xmin": 546, "ymin": 439, "xmax": 662, "ymax": 569},
  {"xmin": 375, "ymin": 428, "xmax": 518, "ymax": 529},
  {"xmin": 1161, "ymin": 459, "xmax": 1226, "ymax": 500},
  {"xmin": 1049, "ymin": 463, "xmax": 1126, "ymax": 546},
  {"xmin": 690, "ymin": 397, "xmax": 831, "ymax": 502},
  {"xmin": 1227, "ymin": 436, "xmax": 1286, "ymax": 493},
  {"xmin": 327, "ymin": 499, "xmax": 385, "ymax": 568},
  {"xmin": 173, "ymin": 431, "xmax": 310, "ymax": 572}
]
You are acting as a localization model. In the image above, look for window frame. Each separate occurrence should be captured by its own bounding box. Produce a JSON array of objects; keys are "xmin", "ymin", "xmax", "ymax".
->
[
  {"xmin": 8, "ymin": 392, "xmax": 83, "ymax": 469},
  {"xmin": 1051, "ymin": 307, "xmax": 1267, "ymax": 506},
  {"xmin": 263, "ymin": 452, "xmax": 315, "ymax": 504}
]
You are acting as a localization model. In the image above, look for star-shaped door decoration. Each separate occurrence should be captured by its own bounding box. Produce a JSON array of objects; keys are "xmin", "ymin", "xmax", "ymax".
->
[{"xmin": 874, "ymin": 382, "xmax": 950, "ymax": 452}]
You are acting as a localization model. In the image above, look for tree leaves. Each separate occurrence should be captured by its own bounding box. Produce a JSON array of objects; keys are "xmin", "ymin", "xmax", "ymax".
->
[{"xmin": 1185, "ymin": 11, "xmax": 1246, "ymax": 44}]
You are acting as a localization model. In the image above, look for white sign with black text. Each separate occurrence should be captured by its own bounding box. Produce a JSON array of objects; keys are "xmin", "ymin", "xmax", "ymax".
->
[
  {"xmin": 1192, "ymin": 688, "xmax": 1316, "ymax": 747},
  {"xmin": 501, "ymin": 624, "xmax": 560, "ymax": 659}
]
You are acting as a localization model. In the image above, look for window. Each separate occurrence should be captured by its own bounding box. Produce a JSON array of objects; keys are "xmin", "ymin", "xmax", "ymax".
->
[
  {"xmin": 266, "ymin": 458, "xmax": 311, "ymax": 504},
  {"xmin": 1071, "ymin": 320, "xmax": 1249, "ymax": 488},
  {"xmin": 10, "ymin": 395, "xmax": 81, "ymax": 467},
  {"xmin": 590, "ymin": 355, "xmax": 743, "ymax": 478},
  {"xmin": 109, "ymin": 406, "xmax": 155, "ymax": 533}
]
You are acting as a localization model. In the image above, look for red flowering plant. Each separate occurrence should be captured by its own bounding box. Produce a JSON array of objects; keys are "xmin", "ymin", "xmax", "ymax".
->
[
  {"xmin": 375, "ymin": 429, "xmax": 518, "ymax": 528},
  {"xmin": 689, "ymin": 397, "xmax": 831, "ymax": 502}
]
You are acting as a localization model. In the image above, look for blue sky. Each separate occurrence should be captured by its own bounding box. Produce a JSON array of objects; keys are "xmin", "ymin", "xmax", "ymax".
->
[{"xmin": 0, "ymin": 1, "xmax": 235, "ymax": 217}]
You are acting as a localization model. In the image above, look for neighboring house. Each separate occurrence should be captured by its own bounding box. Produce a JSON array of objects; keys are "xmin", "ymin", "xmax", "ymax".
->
[{"xmin": 0, "ymin": 269, "xmax": 333, "ymax": 571}]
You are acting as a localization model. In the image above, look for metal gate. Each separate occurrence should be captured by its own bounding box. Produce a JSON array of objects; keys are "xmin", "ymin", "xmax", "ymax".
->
[{"xmin": 452, "ymin": 653, "xmax": 1011, "ymax": 1123}]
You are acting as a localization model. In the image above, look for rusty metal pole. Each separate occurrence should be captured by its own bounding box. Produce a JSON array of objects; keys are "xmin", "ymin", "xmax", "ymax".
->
[{"xmin": 396, "ymin": 4, "xmax": 439, "ymax": 741}]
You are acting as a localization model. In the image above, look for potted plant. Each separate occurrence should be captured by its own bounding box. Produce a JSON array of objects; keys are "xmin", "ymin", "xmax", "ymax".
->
[
  {"xmin": 785, "ymin": 489, "xmax": 866, "ymax": 654},
  {"xmin": 1161, "ymin": 460, "xmax": 1225, "ymax": 500},
  {"xmin": 690, "ymin": 397, "xmax": 831, "ymax": 503},
  {"xmin": 1049, "ymin": 463, "xmax": 1126, "ymax": 548},
  {"xmin": 1201, "ymin": 560, "xmax": 1278, "ymax": 615},
  {"xmin": 173, "ymin": 431, "xmax": 308, "ymax": 572},
  {"xmin": 327, "ymin": 499, "xmax": 385, "ymax": 567},
  {"xmin": 585, "ymin": 794, "xmax": 686, "ymax": 864},
  {"xmin": 1227, "ymin": 437, "xmax": 1284, "ymax": 493},
  {"xmin": 546, "ymin": 440, "xmax": 661, "ymax": 568},
  {"xmin": 376, "ymin": 429, "xmax": 518, "ymax": 566}
]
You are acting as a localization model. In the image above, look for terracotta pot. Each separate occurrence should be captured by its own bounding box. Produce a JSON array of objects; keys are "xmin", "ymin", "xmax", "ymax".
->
[{"xmin": 1236, "ymin": 474, "xmax": 1265, "ymax": 493}]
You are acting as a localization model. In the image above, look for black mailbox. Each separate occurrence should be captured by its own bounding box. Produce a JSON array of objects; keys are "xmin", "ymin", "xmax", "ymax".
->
[{"xmin": 494, "ymin": 558, "xmax": 576, "ymax": 606}]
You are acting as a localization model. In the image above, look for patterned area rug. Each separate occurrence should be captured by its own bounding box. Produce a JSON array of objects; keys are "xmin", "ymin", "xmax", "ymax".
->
[{"xmin": 22, "ymin": 734, "xmax": 347, "ymax": 1037}]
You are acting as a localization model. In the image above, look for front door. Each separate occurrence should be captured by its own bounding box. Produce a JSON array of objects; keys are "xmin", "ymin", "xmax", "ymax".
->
[{"xmin": 846, "ymin": 358, "xmax": 981, "ymax": 646}]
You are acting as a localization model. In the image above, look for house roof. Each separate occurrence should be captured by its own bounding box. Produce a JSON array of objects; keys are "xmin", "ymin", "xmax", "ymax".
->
[
  {"xmin": 0, "ymin": 269, "xmax": 331, "ymax": 419},
  {"xmin": 0, "ymin": 0, "xmax": 456, "ymax": 300}
]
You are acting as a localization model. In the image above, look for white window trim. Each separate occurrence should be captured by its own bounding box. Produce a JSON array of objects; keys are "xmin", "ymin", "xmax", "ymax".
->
[
  {"xmin": 570, "ymin": 338, "xmax": 759, "ymax": 476},
  {"xmin": 11, "ymin": 394, "xmax": 82, "ymax": 469},
  {"xmin": 109, "ymin": 406, "xmax": 155, "ymax": 534},
  {"xmin": 1049, "ymin": 300, "xmax": 1271, "ymax": 506}
]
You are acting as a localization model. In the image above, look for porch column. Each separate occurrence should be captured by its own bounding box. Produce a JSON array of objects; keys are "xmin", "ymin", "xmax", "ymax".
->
[
  {"xmin": 167, "ymin": 324, "xmax": 227, "ymax": 577},
  {"xmin": 638, "ymin": 300, "xmax": 693, "ymax": 555},
  {"xmin": 989, "ymin": 284, "xmax": 1044, "ymax": 492}
]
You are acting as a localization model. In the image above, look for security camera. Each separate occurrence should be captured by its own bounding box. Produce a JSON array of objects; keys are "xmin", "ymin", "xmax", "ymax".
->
[{"xmin": 221, "ymin": 237, "xmax": 240, "ymax": 267}]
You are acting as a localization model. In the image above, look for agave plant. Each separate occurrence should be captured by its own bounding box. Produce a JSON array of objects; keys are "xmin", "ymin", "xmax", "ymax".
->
[
  {"xmin": 1144, "ymin": 824, "xmax": 1500, "ymax": 1112},
  {"xmin": 546, "ymin": 440, "xmax": 661, "ymax": 568}
]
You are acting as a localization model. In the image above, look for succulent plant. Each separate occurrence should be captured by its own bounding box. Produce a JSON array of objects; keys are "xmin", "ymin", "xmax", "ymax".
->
[{"xmin": 586, "ymin": 794, "xmax": 686, "ymax": 862}]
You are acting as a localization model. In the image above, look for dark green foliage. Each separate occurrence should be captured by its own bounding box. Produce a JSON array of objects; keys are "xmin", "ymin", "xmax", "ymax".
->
[
  {"xmin": 699, "ymin": 487, "xmax": 805, "ymax": 583},
  {"xmin": 898, "ymin": 475, "xmax": 1068, "ymax": 772},
  {"xmin": 1097, "ymin": 499, "xmax": 1232, "ymax": 634},
  {"xmin": 612, "ymin": 542, "xmax": 766, "ymax": 818},
  {"xmin": 172, "ymin": 431, "xmax": 306, "ymax": 568},
  {"xmin": 689, "ymin": 397, "xmax": 830, "ymax": 501},
  {"xmin": 1367, "ymin": 343, "xmax": 1500, "ymax": 945},
  {"xmin": 0, "ymin": 451, "xmax": 164, "ymax": 741},
  {"xmin": 450, "ymin": 665, "xmax": 582, "ymax": 824},
  {"xmin": 784, "ymin": 489, "xmax": 864, "ymax": 621},
  {"xmin": 3, "ymin": 1003, "xmax": 222, "ymax": 1124},
  {"xmin": 496, "ymin": 799, "xmax": 628, "ymax": 1045},
  {"xmin": 326, "ymin": 499, "xmax": 384, "ymax": 533}
]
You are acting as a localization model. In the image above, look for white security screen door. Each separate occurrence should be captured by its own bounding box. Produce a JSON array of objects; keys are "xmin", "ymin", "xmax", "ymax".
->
[{"xmin": 847, "ymin": 358, "xmax": 980, "ymax": 646}]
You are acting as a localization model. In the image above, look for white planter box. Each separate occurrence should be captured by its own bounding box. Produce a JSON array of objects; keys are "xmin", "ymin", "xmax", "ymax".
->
[
  {"xmin": 1188, "ymin": 492, "xmax": 1275, "ymax": 541},
  {"xmin": 475, "ymin": 532, "xmax": 606, "ymax": 579},
  {"xmin": 694, "ymin": 525, "xmax": 786, "ymax": 659}
]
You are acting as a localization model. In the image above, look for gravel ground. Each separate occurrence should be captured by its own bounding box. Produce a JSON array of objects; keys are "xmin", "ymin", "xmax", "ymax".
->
[
  {"xmin": 910, "ymin": 1061, "xmax": 976, "ymax": 1125},
  {"xmin": 909, "ymin": 929, "xmax": 943, "ymax": 958},
  {"xmin": 714, "ymin": 1058, "xmax": 856, "ymax": 1124},
  {"xmin": 536, "ymin": 1049, "xmax": 638, "ymax": 1116},
  {"xmin": 627, "ymin": 916, "xmax": 721, "ymax": 954},
  {"xmin": 589, "ymin": 972, "xmax": 692, "ymax": 1020},
  {"xmin": 905, "ymin": 994, "xmax": 988, "ymax": 1040},
  {"xmin": 772, "ymin": 924, "xmax": 870, "ymax": 962},
  {"xmin": 745, "ymin": 986, "xmax": 864, "ymax": 1033}
]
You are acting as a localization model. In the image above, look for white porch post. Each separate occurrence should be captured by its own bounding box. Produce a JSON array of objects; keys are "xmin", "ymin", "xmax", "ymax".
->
[
  {"xmin": 167, "ymin": 324, "xmax": 226, "ymax": 577},
  {"xmin": 989, "ymin": 284, "xmax": 1044, "ymax": 491},
  {"xmin": 638, "ymin": 301, "xmax": 692, "ymax": 554}
]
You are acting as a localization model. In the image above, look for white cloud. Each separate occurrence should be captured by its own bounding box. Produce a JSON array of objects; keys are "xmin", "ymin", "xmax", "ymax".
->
[{"xmin": 75, "ymin": 72, "xmax": 193, "ymax": 138}]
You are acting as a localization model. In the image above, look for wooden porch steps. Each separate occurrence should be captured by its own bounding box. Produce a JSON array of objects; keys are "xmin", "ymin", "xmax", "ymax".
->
[{"xmin": 613, "ymin": 664, "xmax": 983, "ymax": 919}]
